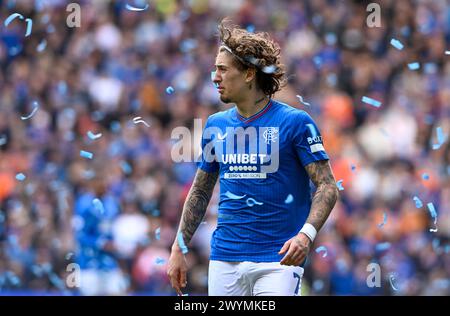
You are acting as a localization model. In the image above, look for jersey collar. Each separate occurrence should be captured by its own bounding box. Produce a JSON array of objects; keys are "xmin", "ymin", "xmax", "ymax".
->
[{"xmin": 236, "ymin": 99, "xmax": 273, "ymax": 124}]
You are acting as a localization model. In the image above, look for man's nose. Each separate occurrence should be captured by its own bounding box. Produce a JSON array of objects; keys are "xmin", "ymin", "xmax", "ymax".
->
[{"xmin": 211, "ymin": 71, "xmax": 220, "ymax": 84}]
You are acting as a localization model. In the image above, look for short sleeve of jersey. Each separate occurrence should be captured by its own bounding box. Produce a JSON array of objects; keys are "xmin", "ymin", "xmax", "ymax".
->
[
  {"xmin": 197, "ymin": 117, "xmax": 220, "ymax": 173},
  {"xmin": 293, "ymin": 111, "xmax": 329, "ymax": 166}
]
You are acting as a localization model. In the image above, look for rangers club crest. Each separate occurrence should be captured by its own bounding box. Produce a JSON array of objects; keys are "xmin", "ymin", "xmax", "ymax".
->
[{"xmin": 263, "ymin": 127, "xmax": 279, "ymax": 144}]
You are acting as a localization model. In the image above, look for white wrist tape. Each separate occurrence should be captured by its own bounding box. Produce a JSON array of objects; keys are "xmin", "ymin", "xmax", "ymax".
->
[{"xmin": 299, "ymin": 223, "xmax": 317, "ymax": 242}]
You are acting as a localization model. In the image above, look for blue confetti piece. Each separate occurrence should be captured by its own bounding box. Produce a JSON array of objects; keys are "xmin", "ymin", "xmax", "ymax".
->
[
  {"xmin": 378, "ymin": 212, "xmax": 388, "ymax": 228},
  {"xmin": 92, "ymin": 198, "xmax": 105, "ymax": 214},
  {"xmin": 24, "ymin": 18, "xmax": 32, "ymax": 37},
  {"xmin": 110, "ymin": 121, "xmax": 121, "ymax": 133},
  {"xmin": 315, "ymin": 246, "xmax": 328, "ymax": 258},
  {"xmin": 21, "ymin": 101, "xmax": 39, "ymax": 120},
  {"xmin": 15, "ymin": 173, "xmax": 26, "ymax": 181},
  {"xmin": 177, "ymin": 232, "xmax": 188, "ymax": 254},
  {"xmin": 350, "ymin": 164, "xmax": 356, "ymax": 172},
  {"xmin": 46, "ymin": 24, "xmax": 55, "ymax": 33},
  {"xmin": 422, "ymin": 173, "xmax": 429, "ymax": 180},
  {"xmin": 424, "ymin": 114, "xmax": 434, "ymax": 125},
  {"xmin": 436, "ymin": 127, "xmax": 446, "ymax": 144},
  {"xmin": 4, "ymin": 13, "xmax": 24, "ymax": 27},
  {"xmin": 7, "ymin": 272, "xmax": 21, "ymax": 287},
  {"xmin": 87, "ymin": 131, "xmax": 102, "ymax": 140},
  {"xmin": 0, "ymin": 135, "xmax": 7, "ymax": 146},
  {"xmin": 49, "ymin": 273, "xmax": 65, "ymax": 290},
  {"xmin": 31, "ymin": 265, "xmax": 43, "ymax": 277},
  {"xmin": 211, "ymin": 71, "xmax": 216, "ymax": 83},
  {"xmin": 80, "ymin": 150, "xmax": 93, "ymax": 159},
  {"xmin": 432, "ymin": 126, "xmax": 447, "ymax": 150},
  {"xmin": 9, "ymin": 45, "xmax": 22, "ymax": 56},
  {"xmin": 155, "ymin": 257, "xmax": 166, "ymax": 265},
  {"xmin": 246, "ymin": 197, "xmax": 263, "ymax": 207},
  {"xmin": 57, "ymin": 81, "xmax": 68, "ymax": 95},
  {"xmin": 362, "ymin": 96, "xmax": 382, "ymax": 108},
  {"xmin": 296, "ymin": 95, "xmax": 311, "ymax": 107},
  {"xmin": 313, "ymin": 56, "xmax": 322, "ymax": 67},
  {"xmin": 125, "ymin": 3, "xmax": 149, "ymax": 11},
  {"xmin": 224, "ymin": 191, "xmax": 246, "ymax": 200},
  {"xmin": 120, "ymin": 161, "xmax": 132, "ymax": 175},
  {"xmin": 427, "ymin": 202, "xmax": 437, "ymax": 219},
  {"xmin": 246, "ymin": 24, "xmax": 255, "ymax": 33},
  {"xmin": 155, "ymin": 227, "xmax": 160, "ymax": 240},
  {"xmin": 284, "ymin": 194, "xmax": 294, "ymax": 204},
  {"xmin": 390, "ymin": 38, "xmax": 404, "ymax": 50},
  {"xmin": 375, "ymin": 242, "xmax": 391, "ymax": 251},
  {"xmin": 41, "ymin": 13, "xmax": 50, "ymax": 24},
  {"xmin": 166, "ymin": 86, "xmax": 174, "ymax": 94},
  {"xmin": 413, "ymin": 196, "xmax": 423, "ymax": 208},
  {"xmin": 432, "ymin": 238, "xmax": 441, "ymax": 252},
  {"xmin": 336, "ymin": 180, "xmax": 344, "ymax": 191},
  {"xmin": 37, "ymin": 39, "xmax": 47, "ymax": 52},
  {"xmin": 408, "ymin": 62, "xmax": 420, "ymax": 70},
  {"xmin": 389, "ymin": 274, "xmax": 399, "ymax": 291}
]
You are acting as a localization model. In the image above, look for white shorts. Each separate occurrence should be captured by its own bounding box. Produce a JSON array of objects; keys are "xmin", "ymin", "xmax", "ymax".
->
[{"xmin": 208, "ymin": 260, "xmax": 304, "ymax": 296}]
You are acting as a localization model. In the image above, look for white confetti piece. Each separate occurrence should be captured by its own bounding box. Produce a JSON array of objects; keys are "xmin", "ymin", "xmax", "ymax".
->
[
  {"xmin": 87, "ymin": 131, "xmax": 102, "ymax": 140},
  {"xmin": 224, "ymin": 191, "xmax": 246, "ymax": 200},
  {"xmin": 246, "ymin": 197, "xmax": 263, "ymax": 207},
  {"xmin": 125, "ymin": 3, "xmax": 149, "ymax": 11},
  {"xmin": 132, "ymin": 116, "xmax": 150, "ymax": 127},
  {"xmin": 296, "ymin": 95, "xmax": 311, "ymax": 107},
  {"xmin": 389, "ymin": 274, "xmax": 399, "ymax": 291},
  {"xmin": 21, "ymin": 101, "xmax": 39, "ymax": 120},
  {"xmin": 92, "ymin": 198, "xmax": 105, "ymax": 214}
]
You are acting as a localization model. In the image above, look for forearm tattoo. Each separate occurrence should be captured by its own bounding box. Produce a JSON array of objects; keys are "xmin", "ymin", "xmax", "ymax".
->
[
  {"xmin": 178, "ymin": 169, "xmax": 219, "ymax": 244},
  {"xmin": 304, "ymin": 160, "xmax": 339, "ymax": 232}
]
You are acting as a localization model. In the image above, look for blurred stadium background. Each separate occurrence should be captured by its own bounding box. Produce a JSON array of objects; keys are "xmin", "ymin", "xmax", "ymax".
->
[{"xmin": 0, "ymin": 0, "xmax": 449, "ymax": 296}]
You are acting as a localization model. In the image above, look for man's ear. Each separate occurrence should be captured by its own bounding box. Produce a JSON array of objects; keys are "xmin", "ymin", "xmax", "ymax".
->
[{"xmin": 245, "ymin": 67, "xmax": 256, "ymax": 83}]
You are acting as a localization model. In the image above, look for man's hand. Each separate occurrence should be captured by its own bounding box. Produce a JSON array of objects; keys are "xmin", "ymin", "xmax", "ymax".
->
[
  {"xmin": 167, "ymin": 246, "xmax": 188, "ymax": 296},
  {"xmin": 279, "ymin": 233, "xmax": 312, "ymax": 266}
]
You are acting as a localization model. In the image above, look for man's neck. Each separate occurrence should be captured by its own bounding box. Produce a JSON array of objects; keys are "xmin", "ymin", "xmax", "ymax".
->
[{"xmin": 235, "ymin": 93, "xmax": 269, "ymax": 118}]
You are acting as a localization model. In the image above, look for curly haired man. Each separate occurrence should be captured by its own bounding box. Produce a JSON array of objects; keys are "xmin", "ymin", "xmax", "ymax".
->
[{"xmin": 167, "ymin": 20, "xmax": 339, "ymax": 296}]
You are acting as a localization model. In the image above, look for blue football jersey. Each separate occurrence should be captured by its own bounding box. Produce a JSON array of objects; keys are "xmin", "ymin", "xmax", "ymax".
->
[{"xmin": 198, "ymin": 99, "xmax": 329, "ymax": 262}]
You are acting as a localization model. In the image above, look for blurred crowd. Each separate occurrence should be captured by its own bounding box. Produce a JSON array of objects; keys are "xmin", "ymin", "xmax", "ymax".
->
[{"xmin": 0, "ymin": 0, "xmax": 449, "ymax": 295}]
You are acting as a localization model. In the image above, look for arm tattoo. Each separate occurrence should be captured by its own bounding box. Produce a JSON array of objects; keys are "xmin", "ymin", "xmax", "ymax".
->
[
  {"xmin": 304, "ymin": 160, "xmax": 339, "ymax": 232},
  {"xmin": 177, "ymin": 169, "xmax": 219, "ymax": 245}
]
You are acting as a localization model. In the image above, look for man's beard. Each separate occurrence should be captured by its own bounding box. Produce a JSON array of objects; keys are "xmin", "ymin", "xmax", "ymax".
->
[{"xmin": 220, "ymin": 95, "xmax": 232, "ymax": 103}]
